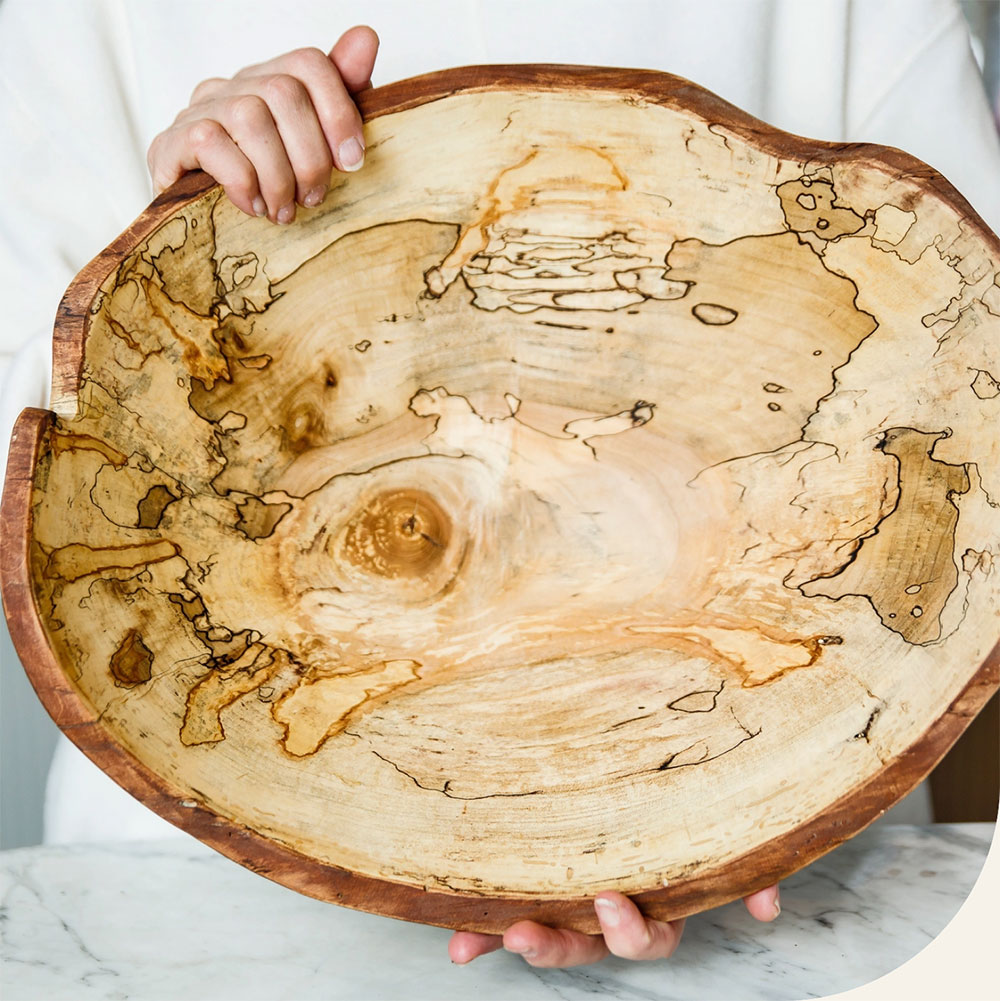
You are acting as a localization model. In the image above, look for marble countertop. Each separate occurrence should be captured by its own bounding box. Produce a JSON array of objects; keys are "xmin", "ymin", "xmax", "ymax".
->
[{"xmin": 1, "ymin": 822, "xmax": 996, "ymax": 1001}]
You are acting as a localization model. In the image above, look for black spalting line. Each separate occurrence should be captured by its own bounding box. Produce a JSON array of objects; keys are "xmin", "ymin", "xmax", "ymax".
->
[
  {"xmin": 368, "ymin": 748, "xmax": 541, "ymax": 801},
  {"xmin": 667, "ymin": 679, "xmax": 726, "ymax": 713},
  {"xmin": 853, "ymin": 705, "xmax": 882, "ymax": 742},
  {"xmin": 601, "ymin": 713, "xmax": 655, "ymax": 733},
  {"xmin": 655, "ymin": 709, "xmax": 760, "ymax": 772}
]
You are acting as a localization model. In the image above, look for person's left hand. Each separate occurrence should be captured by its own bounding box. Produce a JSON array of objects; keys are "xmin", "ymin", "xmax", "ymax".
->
[{"xmin": 448, "ymin": 884, "xmax": 780, "ymax": 967}]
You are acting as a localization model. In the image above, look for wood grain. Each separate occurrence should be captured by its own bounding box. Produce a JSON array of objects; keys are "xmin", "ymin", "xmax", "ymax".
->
[{"xmin": 2, "ymin": 66, "xmax": 999, "ymax": 933}]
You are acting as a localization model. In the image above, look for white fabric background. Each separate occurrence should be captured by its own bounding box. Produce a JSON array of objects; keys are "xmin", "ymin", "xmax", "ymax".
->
[{"xmin": 0, "ymin": 0, "xmax": 995, "ymax": 844}]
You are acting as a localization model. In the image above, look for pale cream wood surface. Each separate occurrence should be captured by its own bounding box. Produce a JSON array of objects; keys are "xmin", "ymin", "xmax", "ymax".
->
[{"xmin": 18, "ymin": 84, "xmax": 1000, "ymax": 915}]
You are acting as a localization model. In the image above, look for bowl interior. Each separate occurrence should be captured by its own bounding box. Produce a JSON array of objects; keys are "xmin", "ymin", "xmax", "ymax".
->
[{"xmin": 17, "ymin": 78, "xmax": 1000, "ymax": 927}]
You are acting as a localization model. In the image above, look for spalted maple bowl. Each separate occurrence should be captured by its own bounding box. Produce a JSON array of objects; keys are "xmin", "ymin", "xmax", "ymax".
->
[{"xmin": 3, "ymin": 67, "xmax": 999, "ymax": 933}]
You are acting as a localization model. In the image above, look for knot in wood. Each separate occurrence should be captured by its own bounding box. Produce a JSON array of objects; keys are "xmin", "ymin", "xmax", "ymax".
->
[{"xmin": 341, "ymin": 489, "xmax": 451, "ymax": 579}]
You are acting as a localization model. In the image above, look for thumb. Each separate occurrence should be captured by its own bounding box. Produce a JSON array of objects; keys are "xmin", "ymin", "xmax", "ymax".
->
[{"xmin": 329, "ymin": 25, "xmax": 379, "ymax": 94}]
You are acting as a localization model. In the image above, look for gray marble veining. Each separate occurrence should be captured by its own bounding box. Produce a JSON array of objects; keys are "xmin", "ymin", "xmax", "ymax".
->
[{"xmin": 1, "ymin": 823, "xmax": 993, "ymax": 1001}]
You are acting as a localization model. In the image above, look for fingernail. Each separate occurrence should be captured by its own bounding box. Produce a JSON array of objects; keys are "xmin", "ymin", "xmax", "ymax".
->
[
  {"xmin": 595, "ymin": 897, "xmax": 621, "ymax": 927},
  {"xmin": 303, "ymin": 185, "xmax": 326, "ymax": 208},
  {"xmin": 252, "ymin": 196, "xmax": 267, "ymax": 217},
  {"xmin": 276, "ymin": 202, "xmax": 295, "ymax": 225},
  {"xmin": 773, "ymin": 898, "xmax": 781, "ymax": 919},
  {"xmin": 338, "ymin": 136, "xmax": 365, "ymax": 171}
]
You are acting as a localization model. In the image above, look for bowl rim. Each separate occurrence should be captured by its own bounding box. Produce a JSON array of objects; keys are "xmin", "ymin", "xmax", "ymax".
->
[{"xmin": 3, "ymin": 63, "xmax": 998, "ymax": 934}]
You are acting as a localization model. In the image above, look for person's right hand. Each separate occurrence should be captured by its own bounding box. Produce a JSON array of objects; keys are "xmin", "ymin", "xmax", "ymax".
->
[{"xmin": 147, "ymin": 25, "xmax": 379, "ymax": 224}]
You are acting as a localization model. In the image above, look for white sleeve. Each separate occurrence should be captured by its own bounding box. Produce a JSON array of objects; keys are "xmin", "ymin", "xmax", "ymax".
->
[
  {"xmin": 0, "ymin": 0, "xmax": 152, "ymax": 391},
  {"xmin": 755, "ymin": 0, "xmax": 998, "ymax": 233},
  {"xmin": 845, "ymin": 0, "xmax": 1000, "ymax": 232}
]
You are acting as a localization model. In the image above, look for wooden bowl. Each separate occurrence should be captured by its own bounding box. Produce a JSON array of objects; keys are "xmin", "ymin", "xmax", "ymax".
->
[{"xmin": 3, "ymin": 67, "xmax": 998, "ymax": 934}]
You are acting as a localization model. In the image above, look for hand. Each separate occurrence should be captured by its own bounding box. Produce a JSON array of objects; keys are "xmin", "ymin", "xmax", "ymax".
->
[
  {"xmin": 448, "ymin": 884, "xmax": 780, "ymax": 967},
  {"xmin": 146, "ymin": 25, "xmax": 379, "ymax": 223}
]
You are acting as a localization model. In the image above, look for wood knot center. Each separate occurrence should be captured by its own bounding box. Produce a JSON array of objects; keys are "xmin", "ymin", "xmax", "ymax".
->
[{"xmin": 342, "ymin": 489, "xmax": 451, "ymax": 578}]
